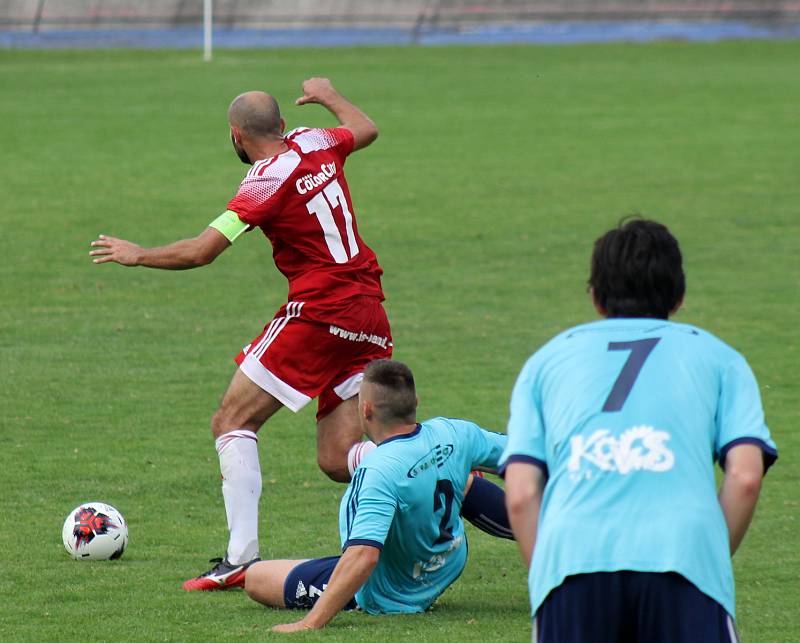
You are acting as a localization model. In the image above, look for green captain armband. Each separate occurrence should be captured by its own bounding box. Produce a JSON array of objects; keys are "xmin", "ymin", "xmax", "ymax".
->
[{"xmin": 209, "ymin": 210, "xmax": 249, "ymax": 243}]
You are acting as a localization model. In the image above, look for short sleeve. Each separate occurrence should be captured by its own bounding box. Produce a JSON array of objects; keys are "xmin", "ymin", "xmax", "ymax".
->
[
  {"xmin": 226, "ymin": 174, "xmax": 286, "ymax": 227},
  {"xmin": 322, "ymin": 127, "xmax": 355, "ymax": 162},
  {"xmin": 499, "ymin": 356, "xmax": 548, "ymax": 478},
  {"xmin": 286, "ymin": 126, "xmax": 354, "ymax": 165},
  {"xmin": 715, "ymin": 354, "xmax": 778, "ymax": 473},
  {"xmin": 461, "ymin": 422, "xmax": 508, "ymax": 471},
  {"xmin": 342, "ymin": 467, "xmax": 397, "ymax": 550}
]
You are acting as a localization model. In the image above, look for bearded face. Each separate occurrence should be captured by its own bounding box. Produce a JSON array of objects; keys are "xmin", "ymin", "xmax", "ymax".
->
[{"xmin": 231, "ymin": 131, "xmax": 252, "ymax": 165}]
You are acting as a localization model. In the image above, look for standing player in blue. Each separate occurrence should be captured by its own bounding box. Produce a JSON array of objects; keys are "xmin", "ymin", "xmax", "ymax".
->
[
  {"xmin": 242, "ymin": 359, "xmax": 513, "ymax": 632},
  {"xmin": 502, "ymin": 219, "xmax": 777, "ymax": 642}
]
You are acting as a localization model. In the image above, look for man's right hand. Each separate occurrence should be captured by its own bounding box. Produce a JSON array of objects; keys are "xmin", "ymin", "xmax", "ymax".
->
[
  {"xmin": 88, "ymin": 227, "xmax": 230, "ymax": 270},
  {"xmin": 90, "ymin": 234, "xmax": 142, "ymax": 266}
]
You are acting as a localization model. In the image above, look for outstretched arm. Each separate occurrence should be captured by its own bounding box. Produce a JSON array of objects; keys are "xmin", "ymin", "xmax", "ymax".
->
[
  {"xmin": 90, "ymin": 226, "xmax": 230, "ymax": 270},
  {"xmin": 272, "ymin": 545, "xmax": 379, "ymax": 633},
  {"xmin": 296, "ymin": 78, "xmax": 378, "ymax": 151},
  {"xmin": 718, "ymin": 443, "xmax": 764, "ymax": 555}
]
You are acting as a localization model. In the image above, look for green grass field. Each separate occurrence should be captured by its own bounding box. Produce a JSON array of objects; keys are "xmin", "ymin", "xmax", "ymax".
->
[{"xmin": 1, "ymin": 41, "xmax": 798, "ymax": 641}]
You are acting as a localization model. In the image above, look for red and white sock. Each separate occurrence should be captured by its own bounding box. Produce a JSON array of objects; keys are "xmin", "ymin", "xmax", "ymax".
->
[
  {"xmin": 347, "ymin": 440, "xmax": 377, "ymax": 477},
  {"xmin": 215, "ymin": 429, "xmax": 261, "ymax": 566}
]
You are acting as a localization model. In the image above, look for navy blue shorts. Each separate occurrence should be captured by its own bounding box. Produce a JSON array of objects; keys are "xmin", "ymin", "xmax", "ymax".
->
[
  {"xmin": 283, "ymin": 556, "xmax": 358, "ymax": 611},
  {"xmin": 534, "ymin": 572, "xmax": 740, "ymax": 643}
]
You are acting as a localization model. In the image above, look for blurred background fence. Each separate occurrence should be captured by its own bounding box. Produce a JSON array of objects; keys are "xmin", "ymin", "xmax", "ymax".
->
[
  {"xmin": 3, "ymin": 1, "xmax": 800, "ymax": 32},
  {"xmin": 2, "ymin": 1, "xmax": 799, "ymax": 48}
]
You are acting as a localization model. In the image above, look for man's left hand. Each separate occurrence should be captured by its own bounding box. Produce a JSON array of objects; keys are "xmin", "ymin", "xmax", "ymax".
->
[
  {"xmin": 271, "ymin": 620, "xmax": 316, "ymax": 633},
  {"xmin": 295, "ymin": 77, "xmax": 338, "ymax": 107}
]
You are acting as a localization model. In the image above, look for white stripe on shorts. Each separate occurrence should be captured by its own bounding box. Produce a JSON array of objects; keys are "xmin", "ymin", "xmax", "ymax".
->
[
  {"xmin": 239, "ymin": 357, "xmax": 311, "ymax": 412},
  {"xmin": 248, "ymin": 316, "xmax": 281, "ymax": 358},
  {"xmin": 251, "ymin": 301, "xmax": 304, "ymax": 360},
  {"xmin": 726, "ymin": 614, "xmax": 740, "ymax": 643},
  {"xmin": 252, "ymin": 302, "xmax": 299, "ymax": 358},
  {"xmin": 333, "ymin": 372, "xmax": 364, "ymax": 401},
  {"xmin": 247, "ymin": 318, "xmax": 278, "ymax": 358}
]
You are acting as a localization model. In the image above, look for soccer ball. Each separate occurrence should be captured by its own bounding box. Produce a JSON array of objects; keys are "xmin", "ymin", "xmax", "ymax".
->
[{"xmin": 62, "ymin": 502, "xmax": 128, "ymax": 560}]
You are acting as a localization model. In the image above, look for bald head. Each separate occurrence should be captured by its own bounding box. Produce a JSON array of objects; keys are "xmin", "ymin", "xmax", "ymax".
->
[{"xmin": 228, "ymin": 91, "xmax": 282, "ymax": 138}]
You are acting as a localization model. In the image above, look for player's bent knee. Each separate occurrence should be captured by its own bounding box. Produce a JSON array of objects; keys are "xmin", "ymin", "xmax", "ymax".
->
[
  {"xmin": 244, "ymin": 569, "xmax": 258, "ymax": 598},
  {"xmin": 246, "ymin": 560, "xmax": 309, "ymax": 608},
  {"xmin": 317, "ymin": 453, "xmax": 350, "ymax": 483},
  {"xmin": 210, "ymin": 406, "xmax": 248, "ymax": 438},
  {"xmin": 210, "ymin": 409, "xmax": 228, "ymax": 438},
  {"xmin": 244, "ymin": 562, "xmax": 284, "ymax": 608}
]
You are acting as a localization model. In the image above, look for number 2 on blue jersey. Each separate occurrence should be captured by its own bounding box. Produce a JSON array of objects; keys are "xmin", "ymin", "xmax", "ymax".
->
[
  {"xmin": 433, "ymin": 479, "xmax": 455, "ymax": 544},
  {"xmin": 602, "ymin": 338, "xmax": 660, "ymax": 412}
]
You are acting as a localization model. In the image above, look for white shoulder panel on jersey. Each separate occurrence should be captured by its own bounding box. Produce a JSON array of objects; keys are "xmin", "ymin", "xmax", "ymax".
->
[
  {"xmin": 285, "ymin": 127, "xmax": 310, "ymax": 138},
  {"xmin": 288, "ymin": 127, "xmax": 343, "ymax": 154},
  {"xmin": 239, "ymin": 149, "xmax": 302, "ymax": 203}
]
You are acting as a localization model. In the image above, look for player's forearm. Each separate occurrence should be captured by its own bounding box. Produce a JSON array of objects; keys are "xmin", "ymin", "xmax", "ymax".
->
[
  {"xmin": 91, "ymin": 224, "xmax": 230, "ymax": 269},
  {"xmin": 719, "ymin": 469, "xmax": 762, "ymax": 555},
  {"xmin": 321, "ymin": 91, "xmax": 373, "ymax": 127},
  {"xmin": 504, "ymin": 463, "xmax": 543, "ymax": 567},
  {"xmin": 718, "ymin": 443, "xmax": 765, "ymax": 555},
  {"xmin": 297, "ymin": 78, "xmax": 378, "ymax": 150},
  {"xmin": 319, "ymin": 92, "xmax": 378, "ymax": 149},
  {"xmin": 301, "ymin": 546, "xmax": 378, "ymax": 629},
  {"xmin": 134, "ymin": 238, "xmax": 215, "ymax": 270},
  {"xmin": 508, "ymin": 499, "xmax": 538, "ymax": 567}
]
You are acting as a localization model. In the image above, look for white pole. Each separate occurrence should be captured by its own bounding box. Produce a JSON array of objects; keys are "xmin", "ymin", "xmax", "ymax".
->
[{"xmin": 203, "ymin": 0, "xmax": 213, "ymax": 62}]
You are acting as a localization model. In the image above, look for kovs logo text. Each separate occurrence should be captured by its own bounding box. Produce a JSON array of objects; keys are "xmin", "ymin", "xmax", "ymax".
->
[
  {"xmin": 568, "ymin": 425, "xmax": 674, "ymax": 480},
  {"xmin": 296, "ymin": 163, "xmax": 337, "ymax": 194}
]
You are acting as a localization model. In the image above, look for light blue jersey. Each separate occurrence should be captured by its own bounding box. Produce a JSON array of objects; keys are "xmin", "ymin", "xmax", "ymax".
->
[
  {"xmin": 338, "ymin": 417, "xmax": 507, "ymax": 614},
  {"xmin": 499, "ymin": 318, "xmax": 777, "ymax": 618}
]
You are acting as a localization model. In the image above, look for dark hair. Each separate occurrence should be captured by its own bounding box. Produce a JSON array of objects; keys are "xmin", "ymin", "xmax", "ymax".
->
[
  {"xmin": 589, "ymin": 218, "xmax": 685, "ymax": 319},
  {"xmin": 363, "ymin": 359, "xmax": 417, "ymax": 423}
]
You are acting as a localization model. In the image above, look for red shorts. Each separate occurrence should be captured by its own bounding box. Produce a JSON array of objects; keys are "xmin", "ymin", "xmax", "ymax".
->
[{"xmin": 236, "ymin": 297, "xmax": 392, "ymax": 420}]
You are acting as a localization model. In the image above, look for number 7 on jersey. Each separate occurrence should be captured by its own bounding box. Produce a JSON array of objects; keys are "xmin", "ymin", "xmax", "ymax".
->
[
  {"xmin": 602, "ymin": 338, "xmax": 661, "ymax": 412},
  {"xmin": 305, "ymin": 179, "xmax": 360, "ymax": 264}
]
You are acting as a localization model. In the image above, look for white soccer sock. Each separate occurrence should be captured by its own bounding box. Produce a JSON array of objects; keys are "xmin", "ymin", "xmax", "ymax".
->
[
  {"xmin": 215, "ymin": 429, "xmax": 261, "ymax": 566},
  {"xmin": 347, "ymin": 440, "xmax": 377, "ymax": 477}
]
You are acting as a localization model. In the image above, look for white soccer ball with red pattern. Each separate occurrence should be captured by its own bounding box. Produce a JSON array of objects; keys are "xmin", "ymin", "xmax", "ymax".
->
[{"xmin": 62, "ymin": 502, "xmax": 128, "ymax": 560}]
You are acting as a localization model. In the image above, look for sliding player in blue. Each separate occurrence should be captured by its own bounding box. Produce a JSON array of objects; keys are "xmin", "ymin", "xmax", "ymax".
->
[
  {"xmin": 244, "ymin": 359, "xmax": 513, "ymax": 631},
  {"xmin": 502, "ymin": 218, "xmax": 778, "ymax": 643}
]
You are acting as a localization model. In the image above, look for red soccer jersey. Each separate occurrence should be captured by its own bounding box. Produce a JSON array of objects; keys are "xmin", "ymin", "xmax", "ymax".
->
[{"xmin": 227, "ymin": 127, "xmax": 385, "ymax": 309}]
